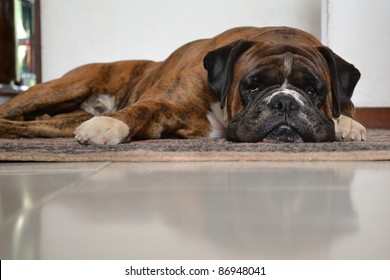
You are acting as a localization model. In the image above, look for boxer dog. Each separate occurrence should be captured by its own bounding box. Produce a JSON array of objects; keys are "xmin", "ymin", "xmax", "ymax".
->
[{"xmin": 0, "ymin": 26, "xmax": 366, "ymax": 144}]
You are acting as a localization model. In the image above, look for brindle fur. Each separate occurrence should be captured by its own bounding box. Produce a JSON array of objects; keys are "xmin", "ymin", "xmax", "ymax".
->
[{"xmin": 0, "ymin": 27, "xmax": 355, "ymax": 140}]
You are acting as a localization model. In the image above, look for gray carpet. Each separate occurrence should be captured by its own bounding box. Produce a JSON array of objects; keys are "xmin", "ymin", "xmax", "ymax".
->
[{"xmin": 0, "ymin": 130, "xmax": 389, "ymax": 162}]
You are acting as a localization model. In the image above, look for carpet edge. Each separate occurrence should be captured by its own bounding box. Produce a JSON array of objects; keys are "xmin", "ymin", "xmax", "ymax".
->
[{"xmin": 1, "ymin": 150, "xmax": 390, "ymax": 162}]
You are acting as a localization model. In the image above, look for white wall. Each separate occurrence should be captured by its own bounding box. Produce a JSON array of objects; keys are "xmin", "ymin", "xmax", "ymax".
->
[
  {"xmin": 324, "ymin": 0, "xmax": 390, "ymax": 107},
  {"xmin": 41, "ymin": 0, "xmax": 321, "ymax": 81}
]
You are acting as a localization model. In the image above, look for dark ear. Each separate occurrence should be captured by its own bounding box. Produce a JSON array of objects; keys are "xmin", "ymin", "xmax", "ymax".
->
[
  {"xmin": 203, "ymin": 40, "xmax": 255, "ymax": 109},
  {"xmin": 317, "ymin": 46, "xmax": 361, "ymax": 117}
]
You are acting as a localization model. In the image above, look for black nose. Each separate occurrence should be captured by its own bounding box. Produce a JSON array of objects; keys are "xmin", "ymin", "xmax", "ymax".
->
[{"xmin": 268, "ymin": 94, "xmax": 300, "ymax": 113}]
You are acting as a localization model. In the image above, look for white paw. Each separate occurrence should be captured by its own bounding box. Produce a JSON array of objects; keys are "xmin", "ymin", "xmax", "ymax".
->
[
  {"xmin": 75, "ymin": 116, "xmax": 129, "ymax": 145},
  {"xmin": 333, "ymin": 115, "xmax": 367, "ymax": 141}
]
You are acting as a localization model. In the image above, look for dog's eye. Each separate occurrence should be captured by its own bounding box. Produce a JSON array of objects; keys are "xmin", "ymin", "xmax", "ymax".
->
[
  {"xmin": 306, "ymin": 87, "xmax": 318, "ymax": 96},
  {"xmin": 247, "ymin": 83, "xmax": 265, "ymax": 93},
  {"xmin": 248, "ymin": 86, "xmax": 260, "ymax": 93}
]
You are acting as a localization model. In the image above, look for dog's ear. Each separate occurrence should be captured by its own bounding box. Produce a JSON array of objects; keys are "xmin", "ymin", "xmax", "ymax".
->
[
  {"xmin": 204, "ymin": 40, "xmax": 255, "ymax": 109},
  {"xmin": 317, "ymin": 46, "xmax": 361, "ymax": 118}
]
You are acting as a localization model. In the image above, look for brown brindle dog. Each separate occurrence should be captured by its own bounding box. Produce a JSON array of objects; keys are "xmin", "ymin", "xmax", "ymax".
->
[{"xmin": 0, "ymin": 26, "xmax": 366, "ymax": 144}]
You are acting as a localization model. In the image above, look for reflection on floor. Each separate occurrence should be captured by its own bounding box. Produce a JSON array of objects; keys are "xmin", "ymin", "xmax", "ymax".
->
[{"xmin": 0, "ymin": 161, "xmax": 389, "ymax": 259}]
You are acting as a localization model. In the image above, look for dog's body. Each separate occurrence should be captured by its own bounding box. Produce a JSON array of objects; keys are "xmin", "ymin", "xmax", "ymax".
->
[{"xmin": 0, "ymin": 26, "xmax": 366, "ymax": 144}]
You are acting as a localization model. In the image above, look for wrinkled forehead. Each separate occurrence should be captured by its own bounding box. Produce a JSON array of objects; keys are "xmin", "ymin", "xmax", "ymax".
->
[{"xmin": 235, "ymin": 43, "xmax": 327, "ymax": 81}]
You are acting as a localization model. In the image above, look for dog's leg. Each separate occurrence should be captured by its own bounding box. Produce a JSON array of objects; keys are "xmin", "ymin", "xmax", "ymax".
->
[
  {"xmin": 0, "ymin": 60, "xmax": 153, "ymax": 120},
  {"xmin": 0, "ymin": 75, "xmax": 92, "ymax": 120},
  {"xmin": 75, "ymin": 103, "xmax": 159, "ymax": 145},
  {"xmin": 333, "ymin": 114, "xmax": 367, "ymax": 141},
  {"xmin": 75, "ymin": 101, "xmax": 205, "ymax": 145},
  {"xmin": 0, "ymin": 111, "xmax": 92, "ymax": 138}
]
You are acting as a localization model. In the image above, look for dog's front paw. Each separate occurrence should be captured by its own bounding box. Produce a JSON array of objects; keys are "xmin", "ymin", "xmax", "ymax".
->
[
  {"xmin": 75, "ymin": 116, "xmax": 129, "ymax": 145},
  {"xmin": 333, "ymin": 115, "xmax": 367, "ymax": 141}
]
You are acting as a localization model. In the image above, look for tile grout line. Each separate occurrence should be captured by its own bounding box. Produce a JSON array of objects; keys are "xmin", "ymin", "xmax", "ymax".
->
[{"xmin": 0, "ymin": 162, "xmax": 113, "ymax": 229}]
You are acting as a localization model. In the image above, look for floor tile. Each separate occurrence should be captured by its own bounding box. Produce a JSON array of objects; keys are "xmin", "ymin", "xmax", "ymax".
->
[
  {"xmin": 0, "ymin": 162, "xmax": 109, "ymax": 225},
  {"xmin": 0, "ymin": 161, "xmax": 389, "ymax": 259},
  {"xmin": 0, "ymin": 173, "xmax": 85, "ymax": 223},
  {"xmin": 80, "ymin": 162, "xmax": 358, "ymax": 191}
]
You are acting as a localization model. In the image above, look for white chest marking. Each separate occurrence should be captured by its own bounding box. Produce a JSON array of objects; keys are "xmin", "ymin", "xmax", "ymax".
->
[
  {"xmin": 206, "ymin": 102, "xmax": 229, "ymax": 138},
  {"xmin": 81, "ymin": 94, "xmax": 118, "ymax": 116}
]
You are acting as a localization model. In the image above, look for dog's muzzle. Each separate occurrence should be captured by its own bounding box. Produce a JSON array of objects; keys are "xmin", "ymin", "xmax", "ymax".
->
[
  {"xmin": 264, "ymin": 92, "xmax": 305, "ymax": 142},
  {"xmin": 226, "ymin": 87, "xmax": 335, "ymax": 143}
]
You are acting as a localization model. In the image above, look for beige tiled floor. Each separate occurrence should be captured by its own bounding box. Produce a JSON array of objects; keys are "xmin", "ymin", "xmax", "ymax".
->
[{"xmin": 0, "ymin": 161, "xmax": 389, "ymax": 259}]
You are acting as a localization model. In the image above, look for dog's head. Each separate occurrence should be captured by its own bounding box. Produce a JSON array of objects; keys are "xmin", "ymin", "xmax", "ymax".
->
[{"xmin": 203, "ymin": 39, "xmax": 360, "ymax": 142}]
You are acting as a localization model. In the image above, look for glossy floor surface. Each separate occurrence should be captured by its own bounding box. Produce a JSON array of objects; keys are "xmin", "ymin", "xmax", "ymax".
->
[{"xmin": 0, "ymin": 161, "xmax": 389, "ymax": 260}]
